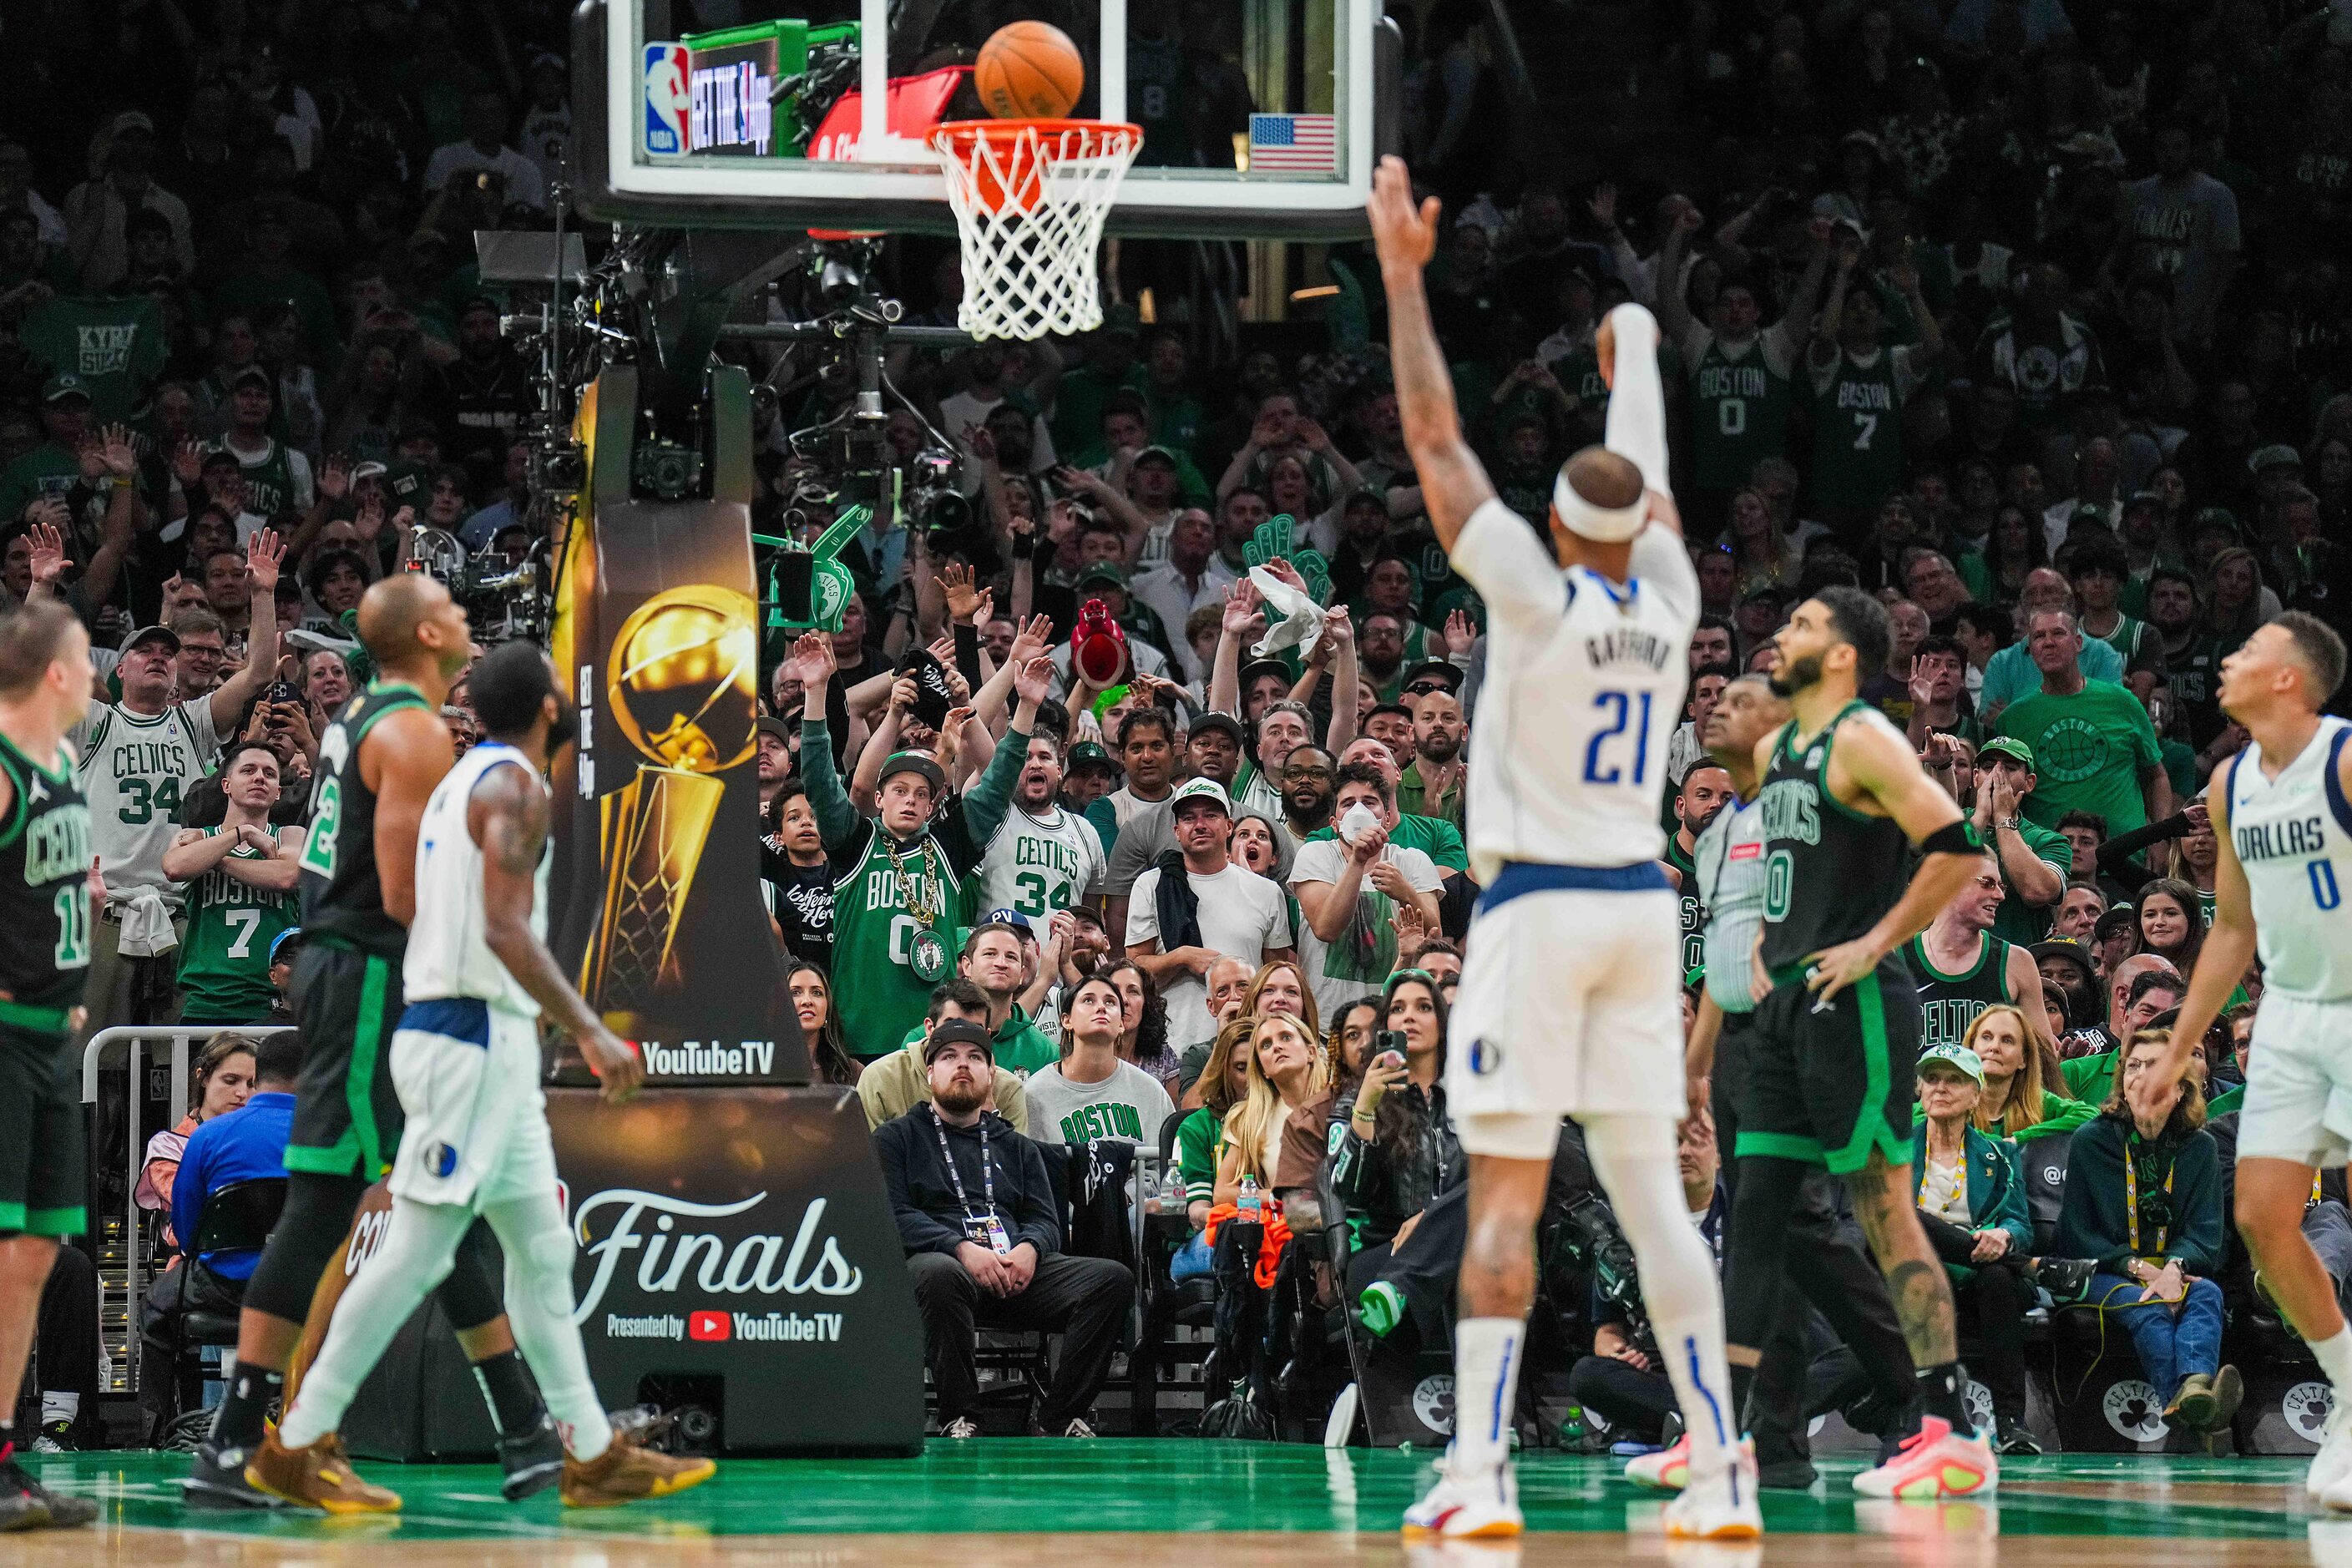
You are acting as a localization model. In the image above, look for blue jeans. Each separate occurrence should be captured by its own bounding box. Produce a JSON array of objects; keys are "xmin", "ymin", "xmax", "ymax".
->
[
  {"xmin": 1170, "ymin": 1231, "xmax": 1212, "ymax": 1282},
  {"xmin": 2090, "ymin": 1272, "xmax": 2224, "ymax": 1402}
]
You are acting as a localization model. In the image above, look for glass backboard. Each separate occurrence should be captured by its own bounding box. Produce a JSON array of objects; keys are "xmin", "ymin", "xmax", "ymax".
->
[{"xmin": 572, "ymin": 0, "xmax": 1394, "ymax": 239}]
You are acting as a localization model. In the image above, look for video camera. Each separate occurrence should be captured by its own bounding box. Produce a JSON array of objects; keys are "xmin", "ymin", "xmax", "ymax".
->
[{"xmin": 1554, "ymin": 1191, "xmax": 1654, "ymax": 1360}]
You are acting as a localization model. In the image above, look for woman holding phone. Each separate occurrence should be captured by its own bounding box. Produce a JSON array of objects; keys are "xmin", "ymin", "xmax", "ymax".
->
[{"xmin": 1328, "ymin": 970, "xmax": 1457, "ymax": 1292}]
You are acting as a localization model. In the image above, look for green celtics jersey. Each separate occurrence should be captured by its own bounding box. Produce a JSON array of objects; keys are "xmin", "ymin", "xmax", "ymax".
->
[
  {"xmin": 219, "ymin": 435, "xmax": 306, "ymax": 519},
  {"xmin": 1904, "ymin": 931, "xmax": 2016, "ymax": 1052},
  {"xmin": 977, "ymin": 804, "xmax": 1107, "ymax": 922},
  {"xmin": 1758, "ymin": 703, "xmax": 1914, "ymax": 972},
  {"xmin": 1666, "ymin": 836, "xmax": 1707, "ymax": 976},
  {"xmin": 1127, "ymin": 33, "xmax": 1191, "ymax": 165},
  {"xmin": 800, "ymin": 716, "xmax": 1028, "ymax": 1060},
  {"xmin": 1685, "ymin": 327, "xmax": 1795, "ymax": 491},
  {"xmin": 176, "ymin": 827, "xmax": 299, "ymax": 1024},
  {"xmin": 0, "ymin": 732, "xmax": 92, "ymax": 1012},
  {"xmin": 1807, "ymin": 346, "xmax": 1916, "ymax": 510}
]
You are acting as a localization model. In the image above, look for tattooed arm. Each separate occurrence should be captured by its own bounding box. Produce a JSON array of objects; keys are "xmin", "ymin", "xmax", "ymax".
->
[{"xmin": 470, "ymin": 762, "xmax": 644, "ymax": 1102}]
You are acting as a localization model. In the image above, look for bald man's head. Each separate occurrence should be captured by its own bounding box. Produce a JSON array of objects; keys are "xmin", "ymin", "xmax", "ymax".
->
[{"xmin": 357, "ymin": 573, "xmax": 469, "ymax": 681}]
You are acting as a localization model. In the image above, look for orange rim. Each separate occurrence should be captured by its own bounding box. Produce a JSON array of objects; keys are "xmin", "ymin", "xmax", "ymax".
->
[{"xmin": 931, "ymin": 119, "xmax": 1141, "ymax": 215}]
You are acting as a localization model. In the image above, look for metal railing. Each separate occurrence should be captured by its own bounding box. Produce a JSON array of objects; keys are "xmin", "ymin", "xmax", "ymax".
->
[{"xmin": 78, "ymin": 1024, "xmax": 294, "ymax": 1398}]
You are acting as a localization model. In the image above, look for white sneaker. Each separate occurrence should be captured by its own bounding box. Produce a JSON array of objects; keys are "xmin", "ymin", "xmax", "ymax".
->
[
  {"xmin": 2311, "ymin": 1402, "xmax": 2352, "ymax": 1503},
  {"xmin": 1662, "ymin": 1446, "xmax": 1763, "ymax": 1540},
  {"xmin": 1626, "ymin": 1435, "xmax": 1755, "ymax": 1493},
  {"xmin": 1402, "ymin": 1449, "xmax": 1522, "ymax": 1538},
  {"xmin": 940, "ymin": 1418, "xmax": 979, "ymax": 1439}
]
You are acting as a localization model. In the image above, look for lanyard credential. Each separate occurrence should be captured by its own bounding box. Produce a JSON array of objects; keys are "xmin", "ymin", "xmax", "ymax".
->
[{"xmin": 930, "ymin": 1105, "xmax": 1012, "ymax": 1256}]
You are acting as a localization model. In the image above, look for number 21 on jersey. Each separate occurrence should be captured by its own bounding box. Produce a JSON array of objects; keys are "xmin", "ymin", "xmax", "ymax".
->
[{"xmin": 1583, "ymin": 689, "xmax": 1655, "ymax": 786}]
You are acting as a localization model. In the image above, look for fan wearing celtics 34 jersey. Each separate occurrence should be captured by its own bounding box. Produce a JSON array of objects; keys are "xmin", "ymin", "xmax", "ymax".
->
[
  {"xmin": 160, "ymin": 741, "xmax": 301, "ymax": 1026},
  {"xmin": 977, "ymin": 729, "xmax": 1106, "ymax": 923},
  {"xmin": 70, "ymin": 527, "xmax": 283, "ymax": 1039},
  {"xmin": 2145, "ymin": 613, "xmax": 2352, "ymax": 1508}
]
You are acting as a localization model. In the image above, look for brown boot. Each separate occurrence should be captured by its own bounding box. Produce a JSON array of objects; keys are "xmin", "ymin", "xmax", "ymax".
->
[
  {"xmin": 560, "ymin": 1430, "xmax": 716, "ymax": 1509},
  {"xmin": 244, "ymin": 1431, "xmax": 402, "ymax": 1514}
]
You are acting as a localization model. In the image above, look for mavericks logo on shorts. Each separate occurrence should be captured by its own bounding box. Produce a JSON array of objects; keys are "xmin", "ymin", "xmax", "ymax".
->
[
  {"xmin": 1466, "ymin": 1038, "xmax": 1503, "ymax": 1076},
  {"xmin": 428, "ymin": 1141, "xmax": 461, "ymax": 1179}
]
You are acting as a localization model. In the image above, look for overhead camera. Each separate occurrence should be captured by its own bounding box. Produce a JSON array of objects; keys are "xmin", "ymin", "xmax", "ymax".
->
[
  {"xmin": 906, "ymin": 447, "xmax": 972, "ymax": 535},
  {"xmin": 634, "ymin": 438, "xmax": 704, "ymax": 501}
]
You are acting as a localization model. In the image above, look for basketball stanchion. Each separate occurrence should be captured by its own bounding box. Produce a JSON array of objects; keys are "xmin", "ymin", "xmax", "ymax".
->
[{"xmin": 929, "ymin": 119, "xmax": 1142, "ymax": 341}]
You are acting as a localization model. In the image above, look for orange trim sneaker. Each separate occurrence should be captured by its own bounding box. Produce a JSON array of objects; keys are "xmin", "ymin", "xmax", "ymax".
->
[
  {"xmin": 1401, "ymin": 1449, "xmax": 1521, "ymax": 1538},
  {"xmin": 1626, "ymin": 1434, "xmax": 1755, "ymax": 1492},
  {"xmin": 1851, "ymin": 1416, "xmax": 1997, "ymax": 1500},
  {"xmin": 1662, "ymin": 1444, "xmax": 1763, "ymax": 1540},
  {"xmin": 560, "ymin": 1431, "xmax": 717, "ymax": 1509},
  {"xmin": 243, "ymin": 1432, "xmax": 402, "ymax": 1514}
]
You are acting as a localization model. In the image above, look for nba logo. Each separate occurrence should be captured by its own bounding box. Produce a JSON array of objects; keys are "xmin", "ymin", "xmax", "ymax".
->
[{"xmin": 644, "ymin": 43, "xmax": 690, "ymax": 156}]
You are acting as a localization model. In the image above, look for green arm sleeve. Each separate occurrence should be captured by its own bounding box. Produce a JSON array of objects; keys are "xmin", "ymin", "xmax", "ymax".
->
[
  {"xmin": 946, "ymin": 720, "xmax": 1031, "ymax": 869},
  {"xmin": 798, "ymin": 719, "xmax": 865, "ymax": 853}
]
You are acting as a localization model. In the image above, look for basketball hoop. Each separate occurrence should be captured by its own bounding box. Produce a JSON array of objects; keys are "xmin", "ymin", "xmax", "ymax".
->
[{"xmin": 929, "ymin": 119, "xmax": 1142, "ymax": 342}]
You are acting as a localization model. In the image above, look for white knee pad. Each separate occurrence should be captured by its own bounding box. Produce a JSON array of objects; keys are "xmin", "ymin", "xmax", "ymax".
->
[{"xmin": 492, "ymin": 1198, "xmax": 579, "ymax": 1321}]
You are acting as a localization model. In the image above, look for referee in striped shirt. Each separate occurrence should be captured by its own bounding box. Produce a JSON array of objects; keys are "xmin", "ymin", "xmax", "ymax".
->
[{"xmin": 1682, "ymin": 674, "xmax": 1918, "ymax": 1487}]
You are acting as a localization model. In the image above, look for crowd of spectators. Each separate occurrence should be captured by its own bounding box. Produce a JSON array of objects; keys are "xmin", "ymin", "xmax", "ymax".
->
[{"xmin": 6, "ymin": 0, "xmax": 2349, "ymax": 1454}]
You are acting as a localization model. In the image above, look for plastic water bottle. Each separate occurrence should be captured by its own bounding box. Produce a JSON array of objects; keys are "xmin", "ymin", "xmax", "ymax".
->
[
  {"xmin": 1237, "ymin": 1175, "xmax": 1262, "ymax": 1224},
  {"xmin": 1160, "ymin": 1163, "xmax": 1186, "ymax": 1213}
]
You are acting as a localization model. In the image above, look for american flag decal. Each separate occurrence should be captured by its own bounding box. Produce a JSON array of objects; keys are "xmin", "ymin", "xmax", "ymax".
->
[{"xmin": 1247, "ymin": 113, "xmax": 1337, "ymax": 172}]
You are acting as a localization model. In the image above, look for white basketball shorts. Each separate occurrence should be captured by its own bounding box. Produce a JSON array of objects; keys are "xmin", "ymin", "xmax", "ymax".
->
[
  {"xmin": 1446, "ymin": 867, "xmax": 1687, "ymax": 1158},
  {"xmin": 2238, "ymin": 993, "xmax": 2352, "ymax": 1168},
  {"xmin": 387, "ymin": 996, "xmax": 556, "ymax": 1211}
]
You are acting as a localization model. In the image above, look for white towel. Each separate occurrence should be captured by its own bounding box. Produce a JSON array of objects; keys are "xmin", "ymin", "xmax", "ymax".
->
[
  {"xmin": 1247, "ymin": 566, "xmax": 1324, "ymax": 665},
  {"xmin": 114, "ymin": 889, "xmax": 179, "ymax": 959}
]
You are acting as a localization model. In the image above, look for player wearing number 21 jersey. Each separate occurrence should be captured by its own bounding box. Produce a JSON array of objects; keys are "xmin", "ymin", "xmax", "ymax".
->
[
  {"xmin": 1373, "ymin": 144, "xmax": 1753, "ymax": 1542},
  {"xmin": 976, "ymin": 732, "xmax": 1106, "ymax": 923}
]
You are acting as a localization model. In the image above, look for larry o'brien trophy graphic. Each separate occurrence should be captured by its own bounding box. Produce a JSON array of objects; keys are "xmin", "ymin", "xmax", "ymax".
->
[{"xmin": 584, "ymin": 584, "xmax": 756, "ymax": 1024}]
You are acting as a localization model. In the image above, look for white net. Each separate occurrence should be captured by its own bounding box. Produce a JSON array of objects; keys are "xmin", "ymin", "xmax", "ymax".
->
[{"xmin": 930, "ymin": 120, "xmax": 1142, "ymax": 342}]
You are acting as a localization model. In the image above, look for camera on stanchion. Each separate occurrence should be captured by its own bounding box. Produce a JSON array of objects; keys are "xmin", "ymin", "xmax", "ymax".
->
[{"xmin": 1555, "ymin": 1190, "xmax": 1655, "ymax": 1360}]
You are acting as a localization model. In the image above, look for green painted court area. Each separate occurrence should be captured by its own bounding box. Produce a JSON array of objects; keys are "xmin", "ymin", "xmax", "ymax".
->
[{"xmin": 19, "ymin": 1443, "xmax": 2322, "ymax": 1543}]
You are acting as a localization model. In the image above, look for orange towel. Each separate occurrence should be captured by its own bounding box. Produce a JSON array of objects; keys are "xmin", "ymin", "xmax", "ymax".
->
[{"xmin": 1202, "ymin": 1201, "xmax": 1294, "ymax": 1290}]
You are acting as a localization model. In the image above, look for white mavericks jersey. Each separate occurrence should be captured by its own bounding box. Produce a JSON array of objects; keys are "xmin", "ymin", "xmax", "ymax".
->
[
  {"xmin": 2230, "ymin": 716, "xmax": 2352, "ymax": 1002},
  {"xmin": 979, "ymin": 804, "xmax": 1106, "ymax": 920},
  {"xmin": 406, "ymin": 741, "xmax": 548, "ymax": 1017},
  {"xmin": 1453, "ymin": 498, "xmax": 1699, "ymax": 883}
]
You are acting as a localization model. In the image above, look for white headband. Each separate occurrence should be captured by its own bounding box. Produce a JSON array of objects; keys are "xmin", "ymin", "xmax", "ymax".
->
[{"xmin": 1553, "ymin": 468, "xmax": 1646, "ymax": 543}]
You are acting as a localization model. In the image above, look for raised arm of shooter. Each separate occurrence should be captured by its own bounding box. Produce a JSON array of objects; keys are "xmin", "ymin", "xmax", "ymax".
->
[{"xmin": 1367, "ymin": 157, "xmax": 1495, "ymax": 550}]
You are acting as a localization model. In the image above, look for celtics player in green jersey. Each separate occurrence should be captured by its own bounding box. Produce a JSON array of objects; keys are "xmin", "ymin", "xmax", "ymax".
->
[
  {"xmin": 1656, "ymin": 200, "xmax": 1831, "ymax": 516},
  {"xmin": 1805, "ymin": 236, "xmax": 1940, "ymax": 529},
  {"xmin": 1727, "ymin": 586, "xmax": 1997, "ymax": 1498},
  {"xmin": 788, "ymin": 630, "xmax": 1039, "ymax": 1060},
  {"xmin": 1126, "ymin": 12, "xmax": 1194, "ymax": 167},
  {"xmin": 161, "ymin": 742, "xmax": 302, "ymax": 1026},
  {"xmin": 0, "ymin": 599, "xmax": 99, "ymax": 1530},
  {"xmin": 1904, "ymin": 852, "xmax": 2053, "ymax": 1056}
]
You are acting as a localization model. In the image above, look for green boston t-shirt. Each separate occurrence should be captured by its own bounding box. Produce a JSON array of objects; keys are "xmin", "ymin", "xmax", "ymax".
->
[{"xmin": 1996, "ymin": 680, "xmax": 2163, "ymax": 837}]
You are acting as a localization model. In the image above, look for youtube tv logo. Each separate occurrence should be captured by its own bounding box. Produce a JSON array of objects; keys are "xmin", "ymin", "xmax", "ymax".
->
[{"xmin": 689, "ymin": 1310, "xmax": 731, "ymax": 1342}]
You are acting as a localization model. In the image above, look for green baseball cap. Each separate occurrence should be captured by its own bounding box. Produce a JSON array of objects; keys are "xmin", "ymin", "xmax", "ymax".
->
[
  {"xmin": 1075, "ymin": 561, "xmax": 1129, "ymax": 590},
  {"xmin": 1067, "ymin": 741, "xmax": 1119, "ymax": 774},
  {"xmin": 1978, "ymin": 736, "xmax": 2033, "ymax": 769},
  {"xmin": 40, "ymin": 372, "xmax": 90, "ymax": 404},
  {"xmin": 878, "ymin": 751, "xmax": 946, "ymax": 792},
  {"xmin": 1918, "ymin": 1043, "xmax": 1985, "ymax": 1086}
]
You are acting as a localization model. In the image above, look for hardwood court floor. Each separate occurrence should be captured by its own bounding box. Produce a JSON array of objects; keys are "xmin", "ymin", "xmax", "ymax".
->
[{"xmin": 12, "ymin": 1442, "xmax": 2349, "ymax": 1565}]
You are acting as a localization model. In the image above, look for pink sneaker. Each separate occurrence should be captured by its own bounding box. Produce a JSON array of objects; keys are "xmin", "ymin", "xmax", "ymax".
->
[
  {"xmin": 1852, "ymin": 1417, "xmax": 1998, "ymax": 1500},
  {"xmin": 1624, "ymin": 1435, "xmax": 1753, "ymax": 1493}
]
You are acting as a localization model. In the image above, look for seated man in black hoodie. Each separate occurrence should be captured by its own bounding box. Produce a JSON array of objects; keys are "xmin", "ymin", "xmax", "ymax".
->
[{"xmin": 875, "ymin": 1020, "xmax": 1135, "ymax": 1437}]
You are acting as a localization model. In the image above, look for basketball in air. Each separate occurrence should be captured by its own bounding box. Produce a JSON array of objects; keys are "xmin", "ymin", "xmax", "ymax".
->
[{"xmin": 975, "ymin": 21, "xmax": 1085, "ymax": 118}]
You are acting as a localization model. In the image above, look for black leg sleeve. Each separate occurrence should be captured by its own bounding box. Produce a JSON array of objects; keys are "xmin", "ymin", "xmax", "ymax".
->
[
  {"xmin": 239, "ymin": 1172, "xmax": 372, "ymax": 1325},
  {"xmin": 432, "ymin": 1215, "xmax": 508, "ymax": 1334}
]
